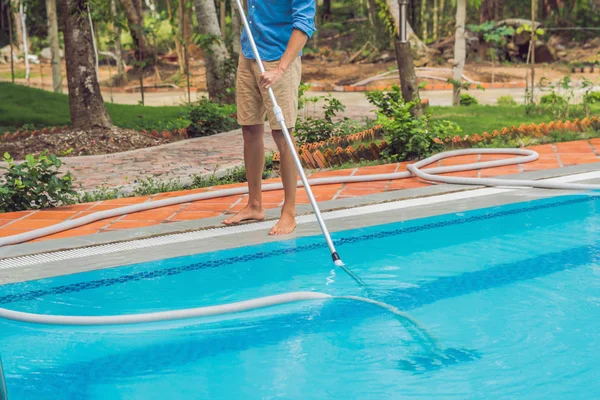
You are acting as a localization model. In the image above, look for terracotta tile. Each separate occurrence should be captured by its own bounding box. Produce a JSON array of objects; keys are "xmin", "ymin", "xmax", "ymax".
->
[
  {"xmin": 341, "ymin": 181, "xmax": 389, "ymax": 190},
  {"xmin": 479, "ymin": 154, "xmax": 518, "ymax": 162},
  {"xmin": 521, "ymin": 161, "xmax": 561, "ymax": 171},
  {"xmin": 76, "ymin": 217, "xmax": 121, "ymax": 230},
  {"xmin": 527, "ymin": 144, "xmax": 556, "ymax": 154},
  {"xmin": 42, "ymin": 228, "xmax": 100, "ymax": 240},
  {"xmin": 101, "ymin": 196, "xmax": 152, "ymax": 206},
  {"xmin": 337, "ymin": 188, "xmax": 385, "ymax": 197},
  {"xmin": 440, "ymin": 170, "xmax": 479, "ymax": 178},
  {"xmin": 86, "ymin": 204, "xmax": 132, "ymax": 211},
  {"xmin": 170, "ymin": 211, "xmax": 223, "ymax": 221},
  {"xmin": 6, "ymin": 219, "xmax": 66, "ymax": 230},
  {"xmin": 555, "ymin": 141, "xmax": 593, "ymax": 152},
  {"xmin": 0, "ymin": 211, "xmax": 34, "ymax": 220},
  {"xmin": 27, "ymin": 210, "xmax": 79, "ymax": 220},
  {"xmin": 353, "ymin": 164, "xmax": 399, "ymax": 176},
  {"xmin": 310, "ymin": 183, "xmax": 344, "ymax": 192},
  {"xmin": 559, "ymin": 156, "xmax": 599, "ymax": 166},
  {"xmin": 439, "ymin": 155, "xmax": 479, "ymax": 166},
  {"xmin": 53, "ymin": 203, "xmax": 97, "ymax": 211},
  {"xmin": 480, "ymin": 166, "xmax": 521, "ymax": 177},
  {"xmin": 0, "ymin": 229, "xmax": 30, "ymax": 238},
  {"xmin": 309, "ymin": 168, "xmax": 355, "ymax": 178},
  {"xmin": 186, "ymin": 194, "xmax": 245, "ymax": 204},
  {"xmin": 182, "ymin": 202, "xmax": 238, "ymax": 212},
  {"xmin": 387, "ymin": 180, "xmax": 428, "ymax": 190}
]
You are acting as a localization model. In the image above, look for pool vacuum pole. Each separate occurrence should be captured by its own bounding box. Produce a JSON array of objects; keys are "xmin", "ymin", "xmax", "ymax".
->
[{"xmin": 233, "ymin": 0, "xmax": 344, "ymax": 268}]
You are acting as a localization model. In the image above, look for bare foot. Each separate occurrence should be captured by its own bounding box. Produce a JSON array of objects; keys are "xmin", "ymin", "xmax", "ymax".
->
[
  {"xmin": 223, "ymin": 205, "xmax": 265, "ymax": 225},
  {"xmin": 269, "ymin": 212, "xmax": 296, "ymax": 235}
]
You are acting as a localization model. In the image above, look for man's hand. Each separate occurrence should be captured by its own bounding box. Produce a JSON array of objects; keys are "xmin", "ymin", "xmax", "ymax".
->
[{"xmin": 260, "ymin": 67, "xmax": 284, "ymax": 89}]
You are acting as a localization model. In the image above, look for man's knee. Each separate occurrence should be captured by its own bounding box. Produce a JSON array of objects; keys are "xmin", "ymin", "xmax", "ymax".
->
[{"xmin": 242, "ymin": 124, "xmax": 264, "ymax": 140}]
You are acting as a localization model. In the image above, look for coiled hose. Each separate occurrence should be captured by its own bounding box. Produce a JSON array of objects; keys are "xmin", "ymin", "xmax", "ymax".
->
[{"xmin": 1, "ymin": 148, "xmax": 599, "ymax": 248}]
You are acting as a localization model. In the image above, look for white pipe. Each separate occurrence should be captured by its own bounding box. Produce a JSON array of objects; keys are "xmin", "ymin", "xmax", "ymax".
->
[
  {"xmin": 2, "ymin": 148, "xmax": 599, "ymax": 249},
  {"xmin": 0, "ymin": 291, "xmax": 440, "ymax": 356},
  {"xmin": 0, "ymin": 292, "xmax": 331, "ymax": 326},
  {"xmin": 232, "ymin": 0, "xmax": 347, "ymax": 270},
  {"xmin": 19, "ymin": 1, "xmax": 29, "ymax": 81}
]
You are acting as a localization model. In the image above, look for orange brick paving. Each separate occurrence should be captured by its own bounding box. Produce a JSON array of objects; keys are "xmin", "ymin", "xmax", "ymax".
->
[{"xmin": 1, "ymin": 140, "xmax": 599, "ymax": 244}]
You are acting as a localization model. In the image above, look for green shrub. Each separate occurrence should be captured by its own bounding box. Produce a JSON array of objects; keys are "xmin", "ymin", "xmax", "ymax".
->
[
  {"xmin": 298, "ymin": 82, "xmax": 311, "ymax": 110},
  {"xmin": 365, "ymin": 85, "xmax": 405, "ymax": 118},
  {"xmin": 460, "ymin": 93, "xmax": 479, "ymax": 106},
  {"xmin": 295, "ymin": 95, "xmax": 349, "ymax": 143},
  {"xmin": 186, "ymin": 97, "xmax": 238, "ymax": 138},
  {"xmin": 540, "ymin": 92, "xmax": 568, "ymax": 106},
  {"xmin": 584, "ymin": 91, "xmax": 600, "ymax": 105},
  {"xmin": 0, "ymin": 151, "xmax": 77, "ymax": 212},
  {"xmin": 368, "ymin": 87, "xmax": 460, "ymax": 161},
  {"xmin": 497, "ymin": 95, "xmax": 517, "ymax": 106}
]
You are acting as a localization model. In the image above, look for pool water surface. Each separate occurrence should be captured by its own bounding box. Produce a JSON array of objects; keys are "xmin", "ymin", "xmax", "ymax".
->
[{"xmin": 1, "ymin": 195, "xmax": 599, "ymax": 399}]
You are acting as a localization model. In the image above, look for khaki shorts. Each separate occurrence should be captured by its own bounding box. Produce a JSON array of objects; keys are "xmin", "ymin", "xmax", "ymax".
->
[{"xmin": 236, "ymin": 55, "xmax": 301, "ymax": 129}]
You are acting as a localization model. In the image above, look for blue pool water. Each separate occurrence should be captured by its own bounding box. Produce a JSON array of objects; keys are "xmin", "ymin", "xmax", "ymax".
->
[{"xmin": 1, "ymin": 195, "xmax": 600, "ymax": 399}]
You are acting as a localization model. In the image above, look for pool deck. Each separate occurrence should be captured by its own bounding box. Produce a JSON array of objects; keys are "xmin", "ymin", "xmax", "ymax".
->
[{"xmin": 1, "ymin": 139, "xmax": 600, "ymax": 265}]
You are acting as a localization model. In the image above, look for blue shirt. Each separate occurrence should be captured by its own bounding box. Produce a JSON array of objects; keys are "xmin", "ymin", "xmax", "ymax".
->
[{"xmin": 241, "ymin": 0, "xmax": 316, "ymax": 62}]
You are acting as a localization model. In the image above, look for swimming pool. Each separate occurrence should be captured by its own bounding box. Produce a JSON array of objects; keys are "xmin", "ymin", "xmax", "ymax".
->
[{"xmin": 1, "ymin": 194, "xmax": 599, "ymax": 399}]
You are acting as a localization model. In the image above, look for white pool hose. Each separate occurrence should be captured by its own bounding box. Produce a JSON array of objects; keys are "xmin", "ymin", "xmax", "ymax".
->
[
  {"xmin": 1, "ymin": 148, "xmax": 599, "ymax": 250},
  {"xmin": 0, "ymin": 291, "xmax": 441, "ymax": 356}
]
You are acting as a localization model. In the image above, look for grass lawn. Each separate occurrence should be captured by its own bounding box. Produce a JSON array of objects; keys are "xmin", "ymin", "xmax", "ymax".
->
[
  {"xmin": 0, "ymin": 82, "xmax": 189, "ymax": 133},
  {"xmin": 430, "ymin": 104, "xmax": 600, "ymax": 136},
  {"xmin": 2, "ymin": 82, "xmax": 598, "ymax": 136}
]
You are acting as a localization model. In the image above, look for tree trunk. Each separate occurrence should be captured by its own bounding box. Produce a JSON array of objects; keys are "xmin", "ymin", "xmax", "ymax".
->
[
  {"xmin": 119, "ymin": 0, "xmax": 155, "ymax": 61},
  {"xmin": 219, "ymin": 0, "xmax": 226, "ymax": 39},
  {"xmin": 322, "ymin": 0, "xmax": 332, "ymax": 22},
  {"xmin": 231, "ymin": 0, "xmax": 241, "ymax": 55},
  {"xmin": 11, "ymin": 6, "xmax": 22, "ymax": 51},
  {"xmin": 453, "ymin": 0, "xmax": 466, "ymax": 106},
  {"xmin": 420, "ymin": 0, "xmax": 427, "ymax": 42},
  {"xmin": 433, "ymin": 0, "xmax": 438, "ymax": 40},
  {"xmin": 395, "ymin": 41, "xmax": 423, "ymax": 117},
  {"xmin": 166, "ymin": 0, "xmax": 185, "ymax": 74},
  {"xmin": 110, "ymin": 0, "xmax": 125, "ymax": 77},
  {"xmin": 46, "ymin": 0, "xmax": 63, "ymax": 93},
  {"xmin": 480, "ymin": 0, "xmax": 504, "ymax": 22},
  {"xmin": 19, "ymin": 2, "xmax": 29, "ymax": 81},
  {"xmin": 58, "ymin": 0, "xmax": 112, "ymax": 130},
  {"xmin": 194, "ymin": 0, "xmax": 236, "ymax": 103}
]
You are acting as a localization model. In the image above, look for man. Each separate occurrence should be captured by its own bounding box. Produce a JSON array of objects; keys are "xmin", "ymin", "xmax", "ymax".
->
[{"xmin": 223, "ymin": 0, "xmax": 316, "ymax": 236}]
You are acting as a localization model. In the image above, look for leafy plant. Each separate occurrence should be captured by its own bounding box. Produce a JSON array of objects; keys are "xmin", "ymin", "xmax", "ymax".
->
[
  {"xmin": 298, "ymin": 82, "xmax": 312, "ymax": 110},
  {"xmin": 460, "ymin": 93, "xmax": 479, "ymax": 106},
  {"xmin": 365, "ymin": 85, "xmax": 406, "ymax": 117},
  {"xmin": 0, "ymin": 151, "xmax": 77, "ymax": 212},
  {"xmin": 585, "ymin": 91, "xmax": 600, "ymax": 104},
  {"xmin": 497, "ymin": 95, "xmax": 517, "ymax": 106},
  {"xmin": 516, "ymin": 23, "xmax": 545, "ymax": 38},
  {"xmin": 295, "ymin": 95, "xmax": 350, "ymax": 143},
  {"xmin": 370, "ymin": 89, "xmax": 460, "ymax": 161},
  {"xmin": 186, "ymin": 97, "xmax": 238, "ymax": 138}
]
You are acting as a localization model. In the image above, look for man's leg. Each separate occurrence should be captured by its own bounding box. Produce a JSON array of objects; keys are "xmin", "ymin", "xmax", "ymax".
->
[
  {"xmin": 223, "ymin": 124, "xmax": 266, "ymax": 225},
  {"xmin": 269, "ymin": 129, "xmax": 297, "ymax": 235},
  {"xmin": 224, "ymin": 55, "xmax": 267, "ymax": 226}
]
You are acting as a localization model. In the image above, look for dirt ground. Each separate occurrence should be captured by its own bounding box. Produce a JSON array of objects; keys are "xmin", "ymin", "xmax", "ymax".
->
[
  {"xmin": 0, "ymin": 127, "xmax": 166, "ymax": 160},
  {"xmin": 2, "ymin": 57, "xmax": 597, "ymax": 94}
]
